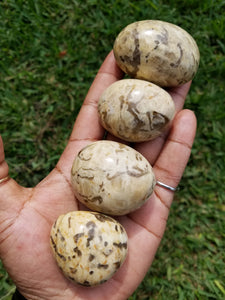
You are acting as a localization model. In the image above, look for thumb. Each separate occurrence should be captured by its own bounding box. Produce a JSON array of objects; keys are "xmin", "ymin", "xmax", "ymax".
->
[
  {"xmin": 0, "ymin": 136, "xmax": 29, "ymax": 231},
  {"xmin": 0, "ymin": 136, "xmax": 9, "ymax": 182}
]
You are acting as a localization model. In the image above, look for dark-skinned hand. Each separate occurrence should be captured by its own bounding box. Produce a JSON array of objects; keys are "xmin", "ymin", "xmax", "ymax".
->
[{"xmin": 0, "ymin": 51, "xmax": 197, "ymax": 300}]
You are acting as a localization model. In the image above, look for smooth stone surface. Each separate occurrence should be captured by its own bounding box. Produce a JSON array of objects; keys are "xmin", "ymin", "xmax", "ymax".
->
[
  {"xmin": 113, "ymin": 20, "xmax": 200, "ymax": 87},
  {"xmin": 50, "ymin": 211, "xmax": 128, "ymax": 287},
  {"xmin": 71, "ymin": 141, "xmax": 155, "ymax": 215},
  {"xmin": 98, "ymin": 79, "xmax": 175, "ymax": 142}
]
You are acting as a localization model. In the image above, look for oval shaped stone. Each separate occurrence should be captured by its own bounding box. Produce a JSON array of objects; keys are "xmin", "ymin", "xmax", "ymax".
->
[
  {"xmin": 98, "ymin": 79, "xmax": 175, "ymax": 142},
  {"xmin": 50, "ymin": 211, "xmax": 128, "ymax": 287},
  {"xmin": 71, "ymin": 141, "xmax": 156, "ymax": 215},
  {"xmin": 113, "ymin": 20, "xmax": 200, "ymax": 87}
]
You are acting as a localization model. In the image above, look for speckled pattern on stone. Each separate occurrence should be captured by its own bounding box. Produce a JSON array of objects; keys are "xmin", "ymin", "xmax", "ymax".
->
[
  {"xmin": 50, "ymin": 211, "xmax": 128, "ymax": 287},
  {"xmin": 98, "ymin": 79, "xmax": 175, "ymax": 142},
  {"xmin": 71, "ymin": 141, "xmax": 156, "ymax": 215},
  {"xmin": 113, "ymin": 20, "xmax": 200, "ymax": 87}
]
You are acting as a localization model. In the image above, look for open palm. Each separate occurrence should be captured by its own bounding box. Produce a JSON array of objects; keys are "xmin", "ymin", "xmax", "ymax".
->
[{"xmin": 0, "ymin": 51, "xmax": 196, "ymax": 300}]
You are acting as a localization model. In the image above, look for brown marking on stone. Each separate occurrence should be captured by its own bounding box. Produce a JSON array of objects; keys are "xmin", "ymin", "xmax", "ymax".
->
[
  {"xmin": 117, "ymin": 92, "xmax": 151, "ymax": 139},
  {"xmin": 115, "ymin": 225, "xmax": 118, "ymax": 232},
  {"xmin": 89, "ymin": 254, "xmax": 95, "ymax": 262},
  {"xmin": 89, "ymin": 270, "xmax": 94, "ymax": 275},
  {"xmin": 113, "ymin": 242, "xmax": 127, "ymax": 249},
  {"xmin": 100, "ymin": 279, "xmax": 107, "ymax": 284},
  {"xmin": 50, "ymin": 236, "xmax": 57, "ymax": 252},
  {"xmin": 119, "ymin": 95, "xmax": 125, "ymax": 108},
  {"xmin": 114, "ymin": 261, "xmax": 121, "ymax": 269},
  {"xmin": 170, "ymin": 43, "xmax": 183, "ymax": 68},
  {"xmin": 77, "ymin": 193, "xmax": 89, "ymax": 203},
  {"xmin": 68, "ymin": 276, "xmax": 75, "ymax": 281},
  {"xmin": 127, "ymin": 100, "xmax": 146, "ymax": 130},
  {"xmin": 177, "ymin": 78, "xmax": 186, "ymax": 85},
  {"xmin": 79, "ymin": 281, "xmax": 91, "ymax": 287},
  {"xmin": 115, "ymin": 148, "xmax": 125, "ymax": 154},
  {"xmin": 104, "ymin": 241, "xmax": 108, "ymax": 247},
  {"xmin": 86, "ymin": 232, "xmax": 94, "ymax": 247},
  {"xmin": 78, "ymin": 149, "xmax": 93, "ymax": 161},
  {"xmin": 136, "ymin": 153, "xmax": 143, "ymax": 161},
  {"xmin": 50, "ymin": 235, "xmax": 66, "ymax": 261},
  {"xmin": 68, "ymin": 216, "xmax": 71, "ymax": 228},
  {"xmin": 71, "ymin": 167, "xmax": 76, "ymax": 177},
  {"xmin": 103, "ymin": 249, "xmax": 113, "ymax": 257},
  {"xmin": 106, "ymin": 171, "xmax": 125, "ymax": 180},
  {"xmin": 111, "ymin": 143, "xmax": 126, "ymax": 153},
  {"xmin": 118, "ymin": 143, "xmax": 127, "ymax": 150},
  {"xmin": 73, "ymin": 247, "xmax": 82, "ymax": 257},
  {"xmin": 77, "ymin": 169, "xmax": 95, "ymax": 180},
  {"xmin": 94, "ymin": 214, "xmax": 114, "ymax": 223},
  {"xmin": 56, "ymin": 229, "xmax": 66, "ymax": 242},
  {"xmin": 127, "ymin": 165, "xmax": 149, "ymax": 178},
  {"xmin": 98, "ymin": 263, "xmax": 109, "ymax": 269},
  {"xmin": 86, "ymin": 221, "xmax": 96, "ymax": 228},
  {"xmin": 57, "ymin": 252, "xmax": 66, "ymax": 261},
  {"xmin": 151, "ymin": 56, "xmax": 165, "ymax": 76},
  {"xmin": 119, "ymin": 27, "xmax": 140, "ymax": 77},
  {"xmin": 152, "ymin": 112, "xmax": 169, "ymax": 129},
  {"xmin": 69, "ymin": 267, "xmax": 77, "ymax": 274},
  {"xmin": 86, "ymin": 221, "xmax": 96, "ymax": 247},
  {"xmin": 146, "ymin": 111, "xmax": 169, "ymax": 131},
  {"xmin": 100, "ymin": 111, "xmax": 111, "ymax": 129},
  {"xmin": 154, "ymin": 40, "xmax": 160, "ymax": 50},
  {"xmin": 78, "ymin": 193, "xmax": 103, "ymax": 204},
  {"xmin": 145, "ymin": 52, "xmax": 151, "ymax": 62},
  {"xmin": 119, "ymin": 225, "xmax": 124, "ymax": 233},
  {"xmin": 133, "ymin": 165, "xmax": 146, "ymax": 173},
  {"xmin": 156, "ymin": 28, "xmax": 169, "ymax": 46},
  {"xmin": 74, "ymin": 232, "xmax": 84, "ymax": 244},
  {"xmin": 89, "ymin": 196, "xmax": 103, "ymax": 204},
  {"xmin": 191, "ymin": 70, "xmax": 196, "ymax": 79}
]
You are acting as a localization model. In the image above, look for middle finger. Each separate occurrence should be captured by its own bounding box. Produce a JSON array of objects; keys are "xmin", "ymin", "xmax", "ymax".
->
[{"xmin": 134, "ymin": 81, "xmax": 192, "ymax": 165}]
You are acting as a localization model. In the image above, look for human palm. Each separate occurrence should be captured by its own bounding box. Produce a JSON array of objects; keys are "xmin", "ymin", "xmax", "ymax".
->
[{"xmin": 0, "ymin": 51, "xmax": 196, "ymax": 300}]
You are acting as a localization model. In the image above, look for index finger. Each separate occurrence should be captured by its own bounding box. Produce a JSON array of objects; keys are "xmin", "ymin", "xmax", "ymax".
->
[
  {"xmin": 57, "ymin": 51, "xmax": 124, "ymax": 176},
  {"xmin": 70, "ymin": 50, "xmax": 124, "ymax": 143}
]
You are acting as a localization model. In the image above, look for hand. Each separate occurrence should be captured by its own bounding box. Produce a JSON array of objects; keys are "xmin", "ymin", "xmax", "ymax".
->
[{"xmin": 0, "ymin": 51, "xmax": 196, "ymax": 300}]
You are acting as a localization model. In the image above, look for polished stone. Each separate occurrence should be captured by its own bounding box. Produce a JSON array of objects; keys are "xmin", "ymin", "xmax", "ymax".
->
[
  {"xmin": 71, "ymin": 141, "xmax": 156, "ymax": 215},
  {"xmin": 113, "ymin": 20, "xmax": 200, "ymax": 87},
  {"xmin": 98, "ymin": 79, "xmax": 175, "ymax": 142},
  {"xmin": 50, "ymin": 211, "xmax": 128, "ymax": 286}
]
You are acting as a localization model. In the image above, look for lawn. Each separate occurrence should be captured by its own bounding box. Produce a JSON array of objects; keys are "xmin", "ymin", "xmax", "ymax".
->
[{"xmin": 0, "ymin": 0, "xmax": 225, "ymax": 299}]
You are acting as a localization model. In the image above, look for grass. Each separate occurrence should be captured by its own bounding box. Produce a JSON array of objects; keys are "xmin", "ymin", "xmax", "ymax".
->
[{"xmin": 0, "ymin": 0, "xmax": 225, "ymax": 299}]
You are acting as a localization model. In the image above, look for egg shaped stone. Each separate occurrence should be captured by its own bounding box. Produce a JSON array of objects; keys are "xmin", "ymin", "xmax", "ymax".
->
[
  {"xmin": 98, "ymin": 79, "xmax": 175, "ymax": 142},
  {"xmin": 71, "ymin": 141, "xmax": 155, "ymax": 215},
  {"xmin": 113, "ymin": 20, "xmax": 200, "ymax": 87},
  {"xmin": 50, "ymin": 211, "xmax": 128, "ymax": 287}
]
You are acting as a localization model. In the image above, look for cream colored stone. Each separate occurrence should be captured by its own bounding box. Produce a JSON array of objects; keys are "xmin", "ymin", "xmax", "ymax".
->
[
  {"xmin": 50, "ymin": 211, "xmax": 128, "ymax": 287},
  {"xmin": 71, "ymin": 141, "xmax": 155, "ymax": 215},
  {"xmin": 98, "ymin": 79, "xmax": 175, "ymax": 142},
  {"xmin": 113, "ymin": 20, "xmax": 200, "ymax": 87}
]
